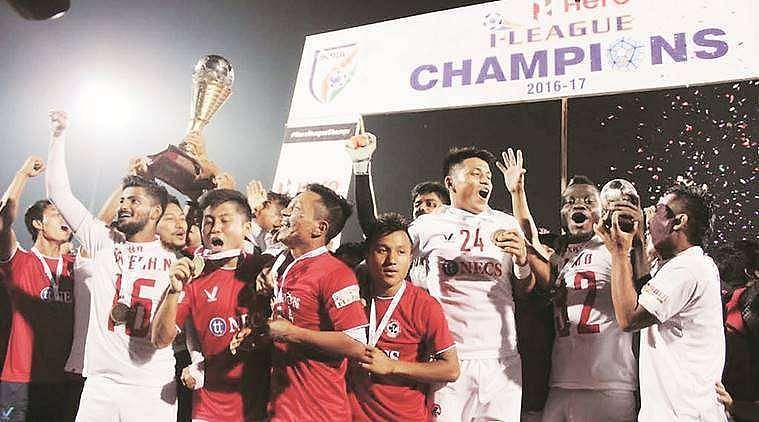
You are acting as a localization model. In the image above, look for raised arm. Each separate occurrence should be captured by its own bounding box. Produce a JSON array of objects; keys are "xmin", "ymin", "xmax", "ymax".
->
[
  {"xmin": 346, "ymin": 133, "xmax": 378, "ymax": 236},
  {"xmin": 496, "ymin": 148, "xmax": 552, "ymax": 290},
  {"xmin": 45, "ymin": 111, "xmax": 111, "ymax": 253},
  {"xmin": 0, "ymin": 156, "xmax": 45, "ymax": 260}
]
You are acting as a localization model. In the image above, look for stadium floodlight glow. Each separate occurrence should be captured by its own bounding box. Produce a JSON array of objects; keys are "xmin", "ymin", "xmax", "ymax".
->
[
  {"xmin": 5, "ymin": 0, "xmax": 70, "ymax": 20},
  {"xmin": 74, "ymin": 79, "xmax": 135, "ymax": 132}
]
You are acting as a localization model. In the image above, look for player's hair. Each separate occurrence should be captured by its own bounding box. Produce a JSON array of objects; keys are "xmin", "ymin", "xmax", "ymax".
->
[
  {"xmin": 365, "ymin": 212, "xmax": 411, "ymax": 248},
  {"xmin": 664, "ymin": 183, "xmax": 713, "ymax": 246},
  {"xmin": 121, "ymin": 176, "xmax": 168, "ymax": 213},
  {"xmin": 198, "ymin": 189, "xmax": 253, "ymax": 221},
  {"xmin": 567, "ymin": 175, "xmax": 596, "ymax": 188},
  {"xmin": 713, "ymin": 240, "xmax": 757, "ymax": 288},
  {"xmin": 166, "ymin": 194, "xmax": 181, "ymax": 209},
  {"xmin": 266, "ymin": 191, "xmax": 291, "ymax": 209},
  {"xmin": 333, "ymin": 241, "xmax": 367, "ymax": 269},
  {"xmin": 305, "ymin": 183, "xmax": 353, "ymax": 241},
  {"xmin": 410, "ymin": 181, "xmax": 450, "ymax": 204},
  {"xmin": 442, "ymin": 146, "xmax": 496, "ymax": 177},
  {"xmin": 24, "ymin": 199, "xmax": 53, "ymax": 241}
]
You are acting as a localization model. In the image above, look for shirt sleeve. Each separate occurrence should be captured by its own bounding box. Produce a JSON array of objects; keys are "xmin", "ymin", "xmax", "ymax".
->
[
  {"xmin": 321, "ymin": 265, "xmax": 367, "ymax": 332},
  {"xmin": 354, "ymin": 173, "xmax": 378, "ymax": 237},
  {"xmin": 421, "ymin": 294, "xmax": 455, "ymax": 355},
  {"xmin": 46, "ymin": 134, "xmax": 113, "ymax": 255},
  {"xmin": 638, "ymin": 264, "xmax": 698, "ymax": 323},
  {"xmin": 175, "ymin": 285, "xmax": 193, "ymax": 328},
  {"xmin": 0, "ymin": 246, "xmax": 26, "ymax": 288}
]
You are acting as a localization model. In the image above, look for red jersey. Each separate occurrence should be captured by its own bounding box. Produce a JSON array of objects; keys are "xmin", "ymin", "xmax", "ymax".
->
[
  {"xmin": 176, "ymin": 252, "xmax": 272, "ymax": 422},
  {"xmin": 348, "ymin": 282, "xmax": 455, "ymax": 421},
  {"xmin": 269, "ymin": 247, "xmax": 367, "ymax": 422},
  {"xmin": 0, "ymin": 246, "xmax": 75, "ymax": 383}
]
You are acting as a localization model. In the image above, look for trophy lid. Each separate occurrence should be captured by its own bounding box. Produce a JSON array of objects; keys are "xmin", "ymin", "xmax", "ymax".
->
[
  {"xmin": 600, "ymin": 179, "xmax": 640, "ymax": 209},
  {"xmin": 193, "ymin": 55, "xmax": 234, "ymax": 87}
]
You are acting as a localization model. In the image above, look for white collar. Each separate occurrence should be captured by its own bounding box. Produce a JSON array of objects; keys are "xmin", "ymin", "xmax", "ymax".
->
[{"xmin": 291, "ymin": 245, "xmax": 329, "ymax": 264}]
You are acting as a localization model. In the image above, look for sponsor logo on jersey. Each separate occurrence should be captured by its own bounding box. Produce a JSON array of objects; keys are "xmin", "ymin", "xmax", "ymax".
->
[
  {"xmin": 385, "ymin": 319, "xmax": 401, "ymax": 338},
  {"xmin": 642, "ymin": 283, "xmax": 667, "ymax": 304},
  {"xmin": 39, "ymin": 286, "xmax": 72, "ymax": 303},
  {"xmin": 382, "ymin": 349, "xmax": 400, "ymax": 360},
  {"xmin": 203, "ymin": 286, "xmax": 219, "ymax": 302},
  {"xmin": 209, "ymin": 317, "xmax": 228, "ymax": 337},
  {"xmin": 439, "ymin": 258, "xmax": 503, "ymax": 278},
  {"xmin": 332, "ymin": 285, "xmax": 360, "ymax": 309},
  {"xmin": 442, "ymin": 233, "xmax": 455, "ymax": 242}
]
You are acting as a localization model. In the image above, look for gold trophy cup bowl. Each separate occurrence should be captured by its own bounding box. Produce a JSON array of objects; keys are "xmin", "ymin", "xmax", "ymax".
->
[{"xmin": 147, "ymin": 55, "xmax": 234, "ymax": 200}]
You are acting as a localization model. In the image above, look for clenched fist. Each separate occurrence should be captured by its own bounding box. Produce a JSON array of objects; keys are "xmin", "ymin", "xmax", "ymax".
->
[
  {"xmin": 345, "ymin": 133, "xmax": 377, "ymax": 163},
  {"xmin": 20, "ymin": 156, "xmax": 45, "ymax": 178},
  {"xmin": 168, "ymin": 257, "xmax": 197, "ymax": 293},
  {"xmin": 49, "ymin": 110, "xmax": 68, "ymax": 137}
]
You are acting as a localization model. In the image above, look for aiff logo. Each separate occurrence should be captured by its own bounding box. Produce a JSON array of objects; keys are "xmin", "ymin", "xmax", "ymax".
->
[{"xmin": 309, "ymin": 43, "xmax": 359, "ymax": 103}]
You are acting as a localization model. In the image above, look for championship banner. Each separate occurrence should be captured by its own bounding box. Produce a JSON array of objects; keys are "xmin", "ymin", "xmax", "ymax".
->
[{"xmin": 286, "ymin": 0, "xmax": 758, "ymax": 122}]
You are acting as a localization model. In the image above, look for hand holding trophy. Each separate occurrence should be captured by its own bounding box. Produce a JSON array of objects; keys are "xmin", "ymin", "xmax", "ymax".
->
[{"xmin": 147, "ymin": 55, "xmax": 234, "ymax": 200}]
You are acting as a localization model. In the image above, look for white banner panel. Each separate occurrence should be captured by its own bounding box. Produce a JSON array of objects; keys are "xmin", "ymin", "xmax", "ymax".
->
[{"xmin": 287, "ymin": 0, "xmax": 759, "ymax": 123}]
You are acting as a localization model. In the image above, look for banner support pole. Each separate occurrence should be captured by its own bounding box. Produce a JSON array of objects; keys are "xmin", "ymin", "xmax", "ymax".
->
[{"xmin": 561, "ymin": 97, "xmax": 569, "ymax": 192}]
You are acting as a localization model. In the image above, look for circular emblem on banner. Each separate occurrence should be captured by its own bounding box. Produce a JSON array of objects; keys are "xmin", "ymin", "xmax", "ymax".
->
[
  {"xmin": 209, "ymin": 317, "xmax": 228, "ymax": 337},
  {"xmin": 441, "ymin": 259, "xmax": 459, "ymax": 277},
  {"xmin": 40, "ymin": 286, "xmax": 52, "ymax": 301},
  {"xmin": 385, "ymin": 319, "xmax": 401, "ymax": 338}
]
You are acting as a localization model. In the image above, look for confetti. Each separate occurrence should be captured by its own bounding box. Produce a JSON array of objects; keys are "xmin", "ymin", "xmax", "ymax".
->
[{"xmin": 600, "ymin": 80, "xmax": 757, "ymax": 249}]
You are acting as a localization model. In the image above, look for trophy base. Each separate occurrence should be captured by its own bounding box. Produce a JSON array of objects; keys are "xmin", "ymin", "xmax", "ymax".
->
[{"xmin": 147, "ymin": 145, "xmax": 215, "ymax": 200}]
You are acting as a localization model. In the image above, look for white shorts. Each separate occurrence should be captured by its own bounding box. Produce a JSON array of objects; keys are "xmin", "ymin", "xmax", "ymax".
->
[
  {"xmin": 541, "ymin": 387, "xmax": 636, "ymax": 422},
  {"xmin": 432, "ymin": 356, "xmax": 522, "ymax": 421},
  {"xmin": 75, "ymin": 376, "xmax": 177, "ymax": 422}
]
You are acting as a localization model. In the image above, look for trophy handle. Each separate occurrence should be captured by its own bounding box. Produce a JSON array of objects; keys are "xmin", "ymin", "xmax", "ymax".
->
[{"xmin": 146, "ymin": 145, "xmax": 215, "ymax": 200}]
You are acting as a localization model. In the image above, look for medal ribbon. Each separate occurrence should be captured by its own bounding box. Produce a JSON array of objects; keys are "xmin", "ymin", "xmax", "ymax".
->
[
  {"xmin": 31, "ymin": 247, "xmax": 63, "ymax": 298},
  {"xmin": 369, "ymin": 281, "xmax": 406, "ymax": 347}
]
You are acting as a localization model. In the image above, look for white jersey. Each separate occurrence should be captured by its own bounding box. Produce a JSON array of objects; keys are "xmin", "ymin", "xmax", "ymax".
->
[
  {"xmin": 637, "ymin": 246, "xmax": 726, "ymax": 421},
  {"xmin": 550, "ymin": 236, "xmax": 637, "ymax": 391},
  {"xmin": 409, "ymin": 206, "xmax": 522, "ymax": 360},
  {"xmin": 47, "ymin": 133, "xmax": 177, "ymax": 387},
  {"xmin": 64, "ymin": 254, "xmax": 95, "ymax": 374}
]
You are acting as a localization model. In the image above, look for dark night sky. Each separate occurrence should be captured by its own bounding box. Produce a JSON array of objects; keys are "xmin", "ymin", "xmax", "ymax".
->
[{"xmin": 0, "ymin": 0, "xmax": 755, "ymax": 248}]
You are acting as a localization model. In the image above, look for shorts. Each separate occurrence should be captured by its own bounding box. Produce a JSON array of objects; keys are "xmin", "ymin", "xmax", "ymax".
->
[
  {"xmin": 431, "ymin": 356, "xmax": 522, "ymax": 421},
  {"xmin": 541, "ymin": 387, "xmax": 636, "ymax": 422},
  {"xmin": 75, "ymin": 376, "xmax": 177, "ymax": 422}
]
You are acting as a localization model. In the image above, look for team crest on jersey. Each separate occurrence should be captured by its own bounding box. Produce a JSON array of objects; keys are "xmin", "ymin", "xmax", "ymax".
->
[
  {"xmin": 204, "ymin": 286, "xmax": 219, "ymax": 302},
  {"xmin": 209, "ymin": 317, "xmax": 227, "ymax": 337},
  {"xmin": 432, "ymin": 404, "xmax": 442, "ymax": 417},
  {"xmin": 385, "ymin": 319, "xmax": 401, "ymax": 338}
]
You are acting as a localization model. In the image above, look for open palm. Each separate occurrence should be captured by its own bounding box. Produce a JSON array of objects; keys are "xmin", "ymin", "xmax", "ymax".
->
[{"xmin": 496, "ymin": 148, "xmax": 526, "ymax": 193}]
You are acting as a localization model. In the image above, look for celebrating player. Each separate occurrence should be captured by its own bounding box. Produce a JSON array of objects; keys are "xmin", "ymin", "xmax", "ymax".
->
[
  {"xmin": 237, "ymin": 183, "xmax": 367, "ymax": 421},
  {"xmin": 0, "ymin": 155, "xmax": 76, "ymax": 421},
  {"xmin": 45, "ymin": 110, "xmax": 180, "ymax": 421},
  {"xmin": 499, "ymin": 149, "xmax": 638, "ymax": 421},
  {"xmin": 151, "ymin": 188, "xmax": 273, "ymax": 421},
  {"xmin": 245, "ymin": 179, "xmax": 289, "ymax": 253},
  {"xmin": 409, "ymin": 146, "xmax": 534, "ymax": 421},
  {"xmin": 348, "ymin": 213, "xmax": 459, "ymax": 421},
  {"xmin": 595, "ymin": 184, "xmax": 726, "ymax": 421}
]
